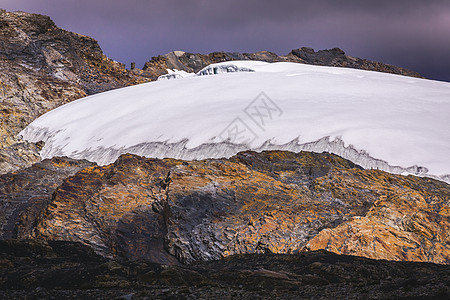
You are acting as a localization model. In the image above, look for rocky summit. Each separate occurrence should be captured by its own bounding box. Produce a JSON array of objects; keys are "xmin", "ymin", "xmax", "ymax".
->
[
  {"xmin": 1, "ymin": 151, "xmax": 448, "ymax": 266},
  {"xmin": 0, "ymin": 10, "xmax": 152, "ymax": 173}
]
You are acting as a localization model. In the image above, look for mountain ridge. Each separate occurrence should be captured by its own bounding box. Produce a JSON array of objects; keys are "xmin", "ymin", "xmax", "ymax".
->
[
  {"xmin": 142, "ymin": 47, "xmax": 423, "ymax": 80},
  {"xmin": 0, "ymin": 9, "xmax": 152, "ymax": 173}
]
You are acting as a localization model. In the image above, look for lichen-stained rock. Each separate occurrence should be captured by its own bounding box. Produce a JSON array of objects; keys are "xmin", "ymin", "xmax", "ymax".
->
[
  {"xmin": 33, "ymin": 154, "xmax": 180, "ymax": 264},
  {"xmin": 305, "ymin": 179, "xmax": 450, "ymax": 264},
  {"xmin": 0, "ymin": 157, "xmax": 94, "ymax": 239},
  {"xmin": 25, "ymin": 151, "xmax": 449, "ymax": 265},
  {"xmin": 0, "ymin": 140, "xmax": 42, "ymax": 174}
]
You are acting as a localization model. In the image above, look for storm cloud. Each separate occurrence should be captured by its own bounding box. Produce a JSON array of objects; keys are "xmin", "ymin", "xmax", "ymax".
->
[{"xmin": 2, "ymin": 0, "xmax": 450, "ymax": 81}]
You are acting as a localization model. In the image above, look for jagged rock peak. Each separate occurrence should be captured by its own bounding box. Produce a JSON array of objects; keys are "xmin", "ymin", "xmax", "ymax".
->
[{"xmin": 0, "ymin": 9, "xmax": 151, "ymax": 95}]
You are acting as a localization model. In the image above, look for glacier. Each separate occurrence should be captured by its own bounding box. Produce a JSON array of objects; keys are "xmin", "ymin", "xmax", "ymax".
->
[{"xmin": 20, "ymin": 61, "xmax": 450, "ymax": 183}]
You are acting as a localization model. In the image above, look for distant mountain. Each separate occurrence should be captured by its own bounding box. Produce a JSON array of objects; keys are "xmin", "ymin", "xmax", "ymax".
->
[{"xmin": 142, "ymin": 47, "xmax": 422, "ymax": 80}]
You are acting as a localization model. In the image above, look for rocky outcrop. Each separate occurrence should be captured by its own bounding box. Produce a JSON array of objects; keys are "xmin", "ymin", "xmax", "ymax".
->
[
  {"xmin": 0, "ymin": 56, "xmax": 85, "ymax": 148},
  {"xmin": 0, "ymin": 10, "xmax": 152, "ymax": 155},
  {"xmin": 0, "ymin": 10, "xmax": 150, "ymax": 95},
  {"xmin": 305, "ymin": 192, "xmax": 450, "ymax": 263},
  {"xmin": 2, "ymin": 150, "xmax": 447, "ymax": 265},
  {"xmin": 0, "ymin": 140, "xmax": 43, "ymax": 175},
  {"xmin": 0, "ymin": 157, "xmax": 94, "ymax": 239},
  {"xmin": 304, "ymin": 164, "xmax": 450, "ymax": 264},
  {"xmin": 143, "ymin": 47, "xmax": 422, "ymax": 79},
  {"xmin": 0, "ymin": 239, "xmax": 448, "ymax": 299},
  {"xmin": 288, "ymin": 47, "xmax": 423, "ymax": 77}
]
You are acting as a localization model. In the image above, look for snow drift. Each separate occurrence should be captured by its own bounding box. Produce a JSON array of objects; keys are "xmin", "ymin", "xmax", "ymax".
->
[{"xmin": 20, "ymin": 61, "xmax": 450, "ymax": 183}]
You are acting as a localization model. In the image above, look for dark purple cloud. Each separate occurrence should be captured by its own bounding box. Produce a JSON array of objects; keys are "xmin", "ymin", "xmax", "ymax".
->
[{"xmin": 2, "ymin": 0, "xmax": 450, "ymax": 81}]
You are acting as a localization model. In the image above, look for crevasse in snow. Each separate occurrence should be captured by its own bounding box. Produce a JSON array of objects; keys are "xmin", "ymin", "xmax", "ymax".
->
[
  {"xmin": 20, "ymin": 61, "xmax": 450, "ymax": 183},
  {"xmin": 157, "ymin": 69, "xmax": 195, "ymax": 80},
  {"xmin": 157, "ymin": 63, "xmax": 255, "ymax": 80},
  {"xmin": 196, "ymin": 63, "xmax": 255, "ymax": 76}
]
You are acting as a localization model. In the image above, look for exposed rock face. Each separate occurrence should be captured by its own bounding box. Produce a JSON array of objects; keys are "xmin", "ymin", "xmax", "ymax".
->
[
  {"xmin": 304, "ymin": 166, "xmax": 450, "ymax": 264},
  {"xmin": 0, "ymin": 157, "xmax": 94, "ymax": 239},
  {"xmin": 306, "ymin": 192, "xmax": 450, "ymax": 263},
  {"xmin": 1, "ymin": 240, "xmax": 448, "ymax": 299},
  {"xmin": 0, "ymin": 10, "xmax": 152, "ymax": 154},
  {"xmin": 288, "ymin": 47, "xmax": 423, "ymax": 77},
  {"xmin": 0, "ymin": 56, "xmax": 85, "ymax": 148},
  {"xmin": 143, "ymin": 47, "xmax": 422, "ymax": 79},
  {"xmin": 3, "ymin": 151, "xmax": 447, "ymax": 265},
  {"xmin": 29, "ymin": 152, "xmax": 366, "ymax": 263},
  {"xmin": 0, "ymin": 140, "xmax": 42, "ymax": 174}
]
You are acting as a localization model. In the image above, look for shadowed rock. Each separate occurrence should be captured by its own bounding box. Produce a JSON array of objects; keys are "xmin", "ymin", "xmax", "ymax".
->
[{"xmin": 0, "ymin": 239, "xmax": 448, "ymax": 299}]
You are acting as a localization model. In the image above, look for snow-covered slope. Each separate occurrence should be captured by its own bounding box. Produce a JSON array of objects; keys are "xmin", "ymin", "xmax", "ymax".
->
[{"xmin": 20, "ymin": 61, "xmax": 450, "ymax": 183}]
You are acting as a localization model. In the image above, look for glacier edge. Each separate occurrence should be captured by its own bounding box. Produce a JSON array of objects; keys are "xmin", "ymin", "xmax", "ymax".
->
[{"xmin": 19, "ymin": 125, "xmax": 450, "ymax": 184}]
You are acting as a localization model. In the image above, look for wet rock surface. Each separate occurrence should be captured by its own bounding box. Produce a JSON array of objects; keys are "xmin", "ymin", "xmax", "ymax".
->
[
  {"xmin": 0, "ymin": 151, "xmax": 446, "ymax": 265},
  {"xmin": 0, "ymin": 239, "xmax": 448, "ymax": 299}
]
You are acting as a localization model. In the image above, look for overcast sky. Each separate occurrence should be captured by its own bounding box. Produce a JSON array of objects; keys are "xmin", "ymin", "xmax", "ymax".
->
[{"xmin": 2, "ymin": 0, "xmax": 450, "ymax": 81}]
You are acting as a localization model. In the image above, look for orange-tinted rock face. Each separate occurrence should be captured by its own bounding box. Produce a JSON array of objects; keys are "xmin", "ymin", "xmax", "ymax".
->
[
  {"xmin": 0, "ymin": 157, "xmax": 94, "ymax": 239},
  {"xmin": 10, "ymin": 151, "xmax": 445, "ymax": 265},
  {"xmin": 305, "ymin": 191, "xmax": 450, "ymax": 264},
  {"xmin": 304, "ymin": 168, "xmax": 450, "ymax": 264}
]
